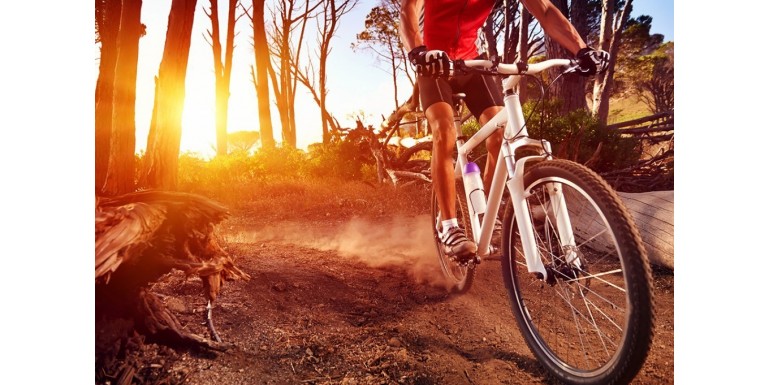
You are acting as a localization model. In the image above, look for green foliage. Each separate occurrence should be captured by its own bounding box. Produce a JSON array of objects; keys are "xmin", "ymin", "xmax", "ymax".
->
[
  {"xmin": 351, "ymin": 2, "xmax": 404, "ymax": 66},
  {"xmin": 459, "ymin": 116, "xmax": 493, "ymax": 160},
  {"xmin": 171, "ymin": 141, "xmax": 430, "ymax": 213},
  {"xmin": 623, "ymin": 42, "xmax": 674, "ymax": 113},
  {"xmin": 175, "ymin": 146, "xmax": 307, "ymax": 203},
  {"xmin": 305, "ymin": 141, "xmax": 369, "ymax": 180},
  {"xmin": 614, "ymin": 15, "xmax": 673, "ymax": 113},
  {"xmin": 523, "ymin": 100, "xmax": 640, "ymax": 173}
]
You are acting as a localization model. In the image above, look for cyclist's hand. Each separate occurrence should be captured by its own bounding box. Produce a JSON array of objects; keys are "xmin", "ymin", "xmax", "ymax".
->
[
  {"xmin": 575, "ymin": 47, "xmax": 610, "ymax": 76},
  {"xmin": 408, "ymin": 45, "xmax": 451, "ymax": 77}
]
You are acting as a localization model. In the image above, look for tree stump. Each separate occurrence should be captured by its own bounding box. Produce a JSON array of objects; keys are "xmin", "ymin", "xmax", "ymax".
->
[{"xmin": 95, "ymin": 191, "xmax": 250, "ymax": 365}]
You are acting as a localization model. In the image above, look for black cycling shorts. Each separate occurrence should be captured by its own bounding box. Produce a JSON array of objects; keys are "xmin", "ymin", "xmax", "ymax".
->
[{"xmin": 417, "ymin": 70, "xmax": 504, "ymax": 120}]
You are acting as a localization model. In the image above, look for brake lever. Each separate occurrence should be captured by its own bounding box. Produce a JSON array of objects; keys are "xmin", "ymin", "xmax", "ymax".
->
[{"xmin": 562, "ymin": 59, "xmax": 581, "ymax": 75}]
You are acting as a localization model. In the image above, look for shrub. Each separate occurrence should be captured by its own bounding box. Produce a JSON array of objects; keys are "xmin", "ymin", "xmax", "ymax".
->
[
  {"xmin": 523, "ymin": 100, "xmax": 640, "ymax": 173},
  {"xmin": 306, "ymin": 141, "xmax": 370, "ymax": 180}
]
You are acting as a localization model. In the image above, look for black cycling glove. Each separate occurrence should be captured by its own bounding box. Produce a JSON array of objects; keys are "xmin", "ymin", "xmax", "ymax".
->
[
  {"xmin": 575, "ymin": 47, "xmax": 610, "ymax": 76},
  {"xmin": 408, "ymin": 45, "xmax": 451, "ymax": 77}
]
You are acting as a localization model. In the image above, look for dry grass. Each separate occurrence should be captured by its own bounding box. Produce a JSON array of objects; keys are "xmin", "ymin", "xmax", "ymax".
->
[
  {"xmin": 181, "ymin": 174, "xmax": 433, "ymax": 224},
  {"xmin": 607, "ymin": 93, "xmax": 655, "ymax": 124}
]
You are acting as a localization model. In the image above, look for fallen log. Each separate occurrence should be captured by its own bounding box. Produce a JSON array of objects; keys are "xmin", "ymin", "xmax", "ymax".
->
[
  {"xmin": 569, "ymin": 190, "xmax": 674, "ymax": 270},
  {"xmin": 617, "ymin": 190, "xmax": 674, "ymax": 270},
  {"xmin": 96, "ymin": 191, "xmax": 250, "ymax": 356}
]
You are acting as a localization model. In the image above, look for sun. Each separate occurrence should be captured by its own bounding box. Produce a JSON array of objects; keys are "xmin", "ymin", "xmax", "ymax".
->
[{"xmin": 180, "ymin": 92, "xmax": 217, "ymax": 158}]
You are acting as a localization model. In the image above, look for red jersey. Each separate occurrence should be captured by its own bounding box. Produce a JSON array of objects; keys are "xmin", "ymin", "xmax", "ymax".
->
[{"xmin": 422, "ymin": 0, "xmax": 496, "ymax": 60}]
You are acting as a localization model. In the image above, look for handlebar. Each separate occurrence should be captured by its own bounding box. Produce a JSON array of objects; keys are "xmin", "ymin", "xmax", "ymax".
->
[{"xmin": 450, "ymin": 58, "xmax": 577, "ymax": 77}]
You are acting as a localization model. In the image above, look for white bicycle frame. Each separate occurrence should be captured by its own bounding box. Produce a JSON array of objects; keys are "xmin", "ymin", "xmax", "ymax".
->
[{"xmin": 451, "ymin": 59, "xmax": 580, "ymax": 280}]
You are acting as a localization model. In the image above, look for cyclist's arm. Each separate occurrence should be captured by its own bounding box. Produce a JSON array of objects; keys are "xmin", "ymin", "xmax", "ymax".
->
[
  {"xmin": 520, "ymin": 0, "xmax": 586, "ymax": 55},
  {"xmin": 399, "ymin": 0, "xmax": 424, "ymax": 52}
]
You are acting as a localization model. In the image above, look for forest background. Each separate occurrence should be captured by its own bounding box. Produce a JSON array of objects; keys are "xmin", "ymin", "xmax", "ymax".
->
[{"xmin": 2, "ymin": 1, "xmax": 769, "ymax": 384}]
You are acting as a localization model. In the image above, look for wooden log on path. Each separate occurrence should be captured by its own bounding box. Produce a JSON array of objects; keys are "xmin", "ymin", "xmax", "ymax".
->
[
  {"xmin": 568, "ymin": 190, "xmax": 674, "ymax": 270},
  {"xmin": 617, "ymin": 190, "xmax": 674, "ymax": 270}
]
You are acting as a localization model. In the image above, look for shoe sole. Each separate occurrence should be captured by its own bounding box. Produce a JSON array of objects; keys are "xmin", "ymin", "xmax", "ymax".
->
[{"xmin": 444, "ymin": 242, "xmax": 477, "ymax": 263}]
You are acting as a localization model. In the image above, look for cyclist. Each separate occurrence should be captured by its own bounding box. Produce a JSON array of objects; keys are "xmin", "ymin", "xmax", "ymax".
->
[{"xmin": 400, "ymin": 0, "xmax": 609, "ymax": 262}]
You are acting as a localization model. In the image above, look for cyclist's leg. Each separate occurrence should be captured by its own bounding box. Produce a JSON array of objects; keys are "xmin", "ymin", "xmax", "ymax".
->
[
  {"xmin": 418, "ymin": 75, "xmax": 459, "ymax": 222},
  {"xmin": 419, "ymin": 75, "xmax": 477, "ymax": 259},
  {"xmin": 479, "ymin": 106, "xmax": 504, "ymax": 192},
  {"xmin": 456, "ymin": 72, "xmax": 505, "ymax": 191},
  {"xmin": 426, "ymin": 101, "xmax": 458, "ymax": 221}
]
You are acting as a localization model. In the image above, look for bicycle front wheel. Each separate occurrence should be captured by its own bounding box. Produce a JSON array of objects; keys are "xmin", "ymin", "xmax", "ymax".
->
[{"xmin": 501, "ymin": 159, "xmax": 655, "ymax": 385}]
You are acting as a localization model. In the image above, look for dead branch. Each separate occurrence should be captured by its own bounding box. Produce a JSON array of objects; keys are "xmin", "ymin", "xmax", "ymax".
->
[{"xmin": 381, "ymin": 82, "xmax": 420, "ymax": 131}]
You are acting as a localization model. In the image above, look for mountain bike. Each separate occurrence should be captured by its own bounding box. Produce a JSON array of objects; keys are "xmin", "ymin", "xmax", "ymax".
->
[{"xmin": 429, "ymin": 58, "xmax": 655, "ymax": 385}]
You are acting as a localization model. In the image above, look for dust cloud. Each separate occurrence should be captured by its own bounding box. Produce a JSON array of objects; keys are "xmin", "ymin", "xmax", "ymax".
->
[{"xmin": 229, "ymin": 215, "xmax": 455, "ymax": 289}]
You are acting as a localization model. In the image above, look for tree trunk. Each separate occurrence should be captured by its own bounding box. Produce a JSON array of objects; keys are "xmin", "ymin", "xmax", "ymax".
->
[
  {"xmin": 213, "ymin": 0, "xmax": 238, "ymax": 156},
  {"xmin": 252, "ymin": 0, "xmax": 275, "ymax": 148},
  {"xmin": 545, "ymin": 0, "xmax": 585, "ymax": 114},
  {"xmin": 591, "ymin": 0, "xmax": 613, "ymax": 119},
  {"xmin": 103, "ymin": 0, "xmax": 142, "ymax": 196},
  {"xmin": 482, "ymin": 12, "xmax": 498, "ymax": 60},
  {"xmin": 267, "ymin": 47, "xmax": 291, "ymax": 147},
  {"xmin": 95, "ymin": 0, "xmax": 122, "ymax": 194},
  {"xmin": 271, "ymin": 58, "xmax": 293, "ymax": 147},
  {"xmin": 142, "ymin": 0, "xmax": 198, "ymax": 190},
  {"xmin": 319, "ymin": 1, "xmax": 333, "ymax": 144},
  {"xmin": 209, "ymin": 0, "xmax": 233, "ymax": 156},
  {"xmin": 592, "ymin": 0, "xmax": 631, "ymax": 124}
]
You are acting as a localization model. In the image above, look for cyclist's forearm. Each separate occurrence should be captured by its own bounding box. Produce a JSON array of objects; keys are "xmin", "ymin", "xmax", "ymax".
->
[
  {"xmin": 520, "ymin": 0, "xmax": 586, "ymax": 55},
  {"xmin": 399, "ymin": 0, "xmax": 424, "ymax": 51}
]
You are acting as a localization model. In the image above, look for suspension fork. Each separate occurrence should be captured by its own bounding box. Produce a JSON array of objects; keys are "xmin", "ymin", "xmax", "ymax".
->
[
  {"xmin": 546, "ymin": 181, "xmax": 582, "ymax": 268},
  {"xmin": 505, "ymin": 141, "xmax": 581, "ymax": 280},
  {"xmin": 506, "ymin": 149, "xmax": 549, "ymax": 280}
]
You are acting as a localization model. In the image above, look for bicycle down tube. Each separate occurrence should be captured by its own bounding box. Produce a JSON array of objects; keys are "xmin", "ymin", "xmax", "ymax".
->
[{"xmin": 452, "ymin": 59, "xmax": 579, "ymax": 280}]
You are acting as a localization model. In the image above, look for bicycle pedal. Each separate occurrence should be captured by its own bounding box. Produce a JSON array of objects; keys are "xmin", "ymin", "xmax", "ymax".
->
[{"xmin": 450, "ymin": 255, "xmax": 481, "ymax": 267}]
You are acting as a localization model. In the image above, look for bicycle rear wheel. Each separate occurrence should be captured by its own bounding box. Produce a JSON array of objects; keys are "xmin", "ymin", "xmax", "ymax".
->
[
  {"xmin": 431, "ymin": 178, "xmax": 476, "ymax": 294},
  {"xmin": 501, "ymin": 159, "xmax": 654, "ymax": 385}
]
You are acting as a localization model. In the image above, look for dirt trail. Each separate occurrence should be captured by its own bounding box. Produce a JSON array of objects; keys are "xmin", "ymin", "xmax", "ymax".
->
[{"xmin": 103, "ymin": 214, "xmax": 674, "ymax": 385}]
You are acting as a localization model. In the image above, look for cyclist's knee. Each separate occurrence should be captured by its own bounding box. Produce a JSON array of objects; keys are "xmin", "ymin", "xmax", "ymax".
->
[{"xmin": 430, "ymin": 121, "xmax": 456, "ymax": 151}]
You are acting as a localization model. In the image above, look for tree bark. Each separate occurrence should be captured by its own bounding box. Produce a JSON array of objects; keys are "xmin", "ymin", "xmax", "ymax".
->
[
  {"xmin": 545, "ymin": 0, "xmax": 585, "ymax": 114},
  {"xmin": 95, "ymin": 0, "xmax": 122, "ymax": 194},
  {"xmin": 208, "ymin": 0, "xmax": 238, "ymax": 156},
  {"xmin": 142, "ymin": 0, "xmax": 198, "ymax": 190},
  {"xmin": 592, "ymin": 0, "xmax": 632, "ymax": 124},
  {"xmin": 318, "ymin": 0, "xmax": 336, "ymax": 144},
  {"xmin": 252, "ymin": 0, "xmax": 275, "ymax": 148},
  {"xmin": 104, "ymin": 0, "xmax": 142, "ymax": 196},
  {"xmin": 266, "ymin": 0, "xmax": 319, "ymax": 148}
]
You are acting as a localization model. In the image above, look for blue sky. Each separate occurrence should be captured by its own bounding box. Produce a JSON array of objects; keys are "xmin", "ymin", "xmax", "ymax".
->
[{"xmin": 632, "ymin": 0, "xmax": 673, "ymax": 41}]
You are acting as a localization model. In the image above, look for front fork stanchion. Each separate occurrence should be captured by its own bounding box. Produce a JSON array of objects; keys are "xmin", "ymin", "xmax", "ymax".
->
[
  {"xmin": 507, "ymin": 153, "xmax": 549, "ymax": 280},
  {"xmin": 546, "ymin": 182, "xmax": 581, "ymax": 268}
]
